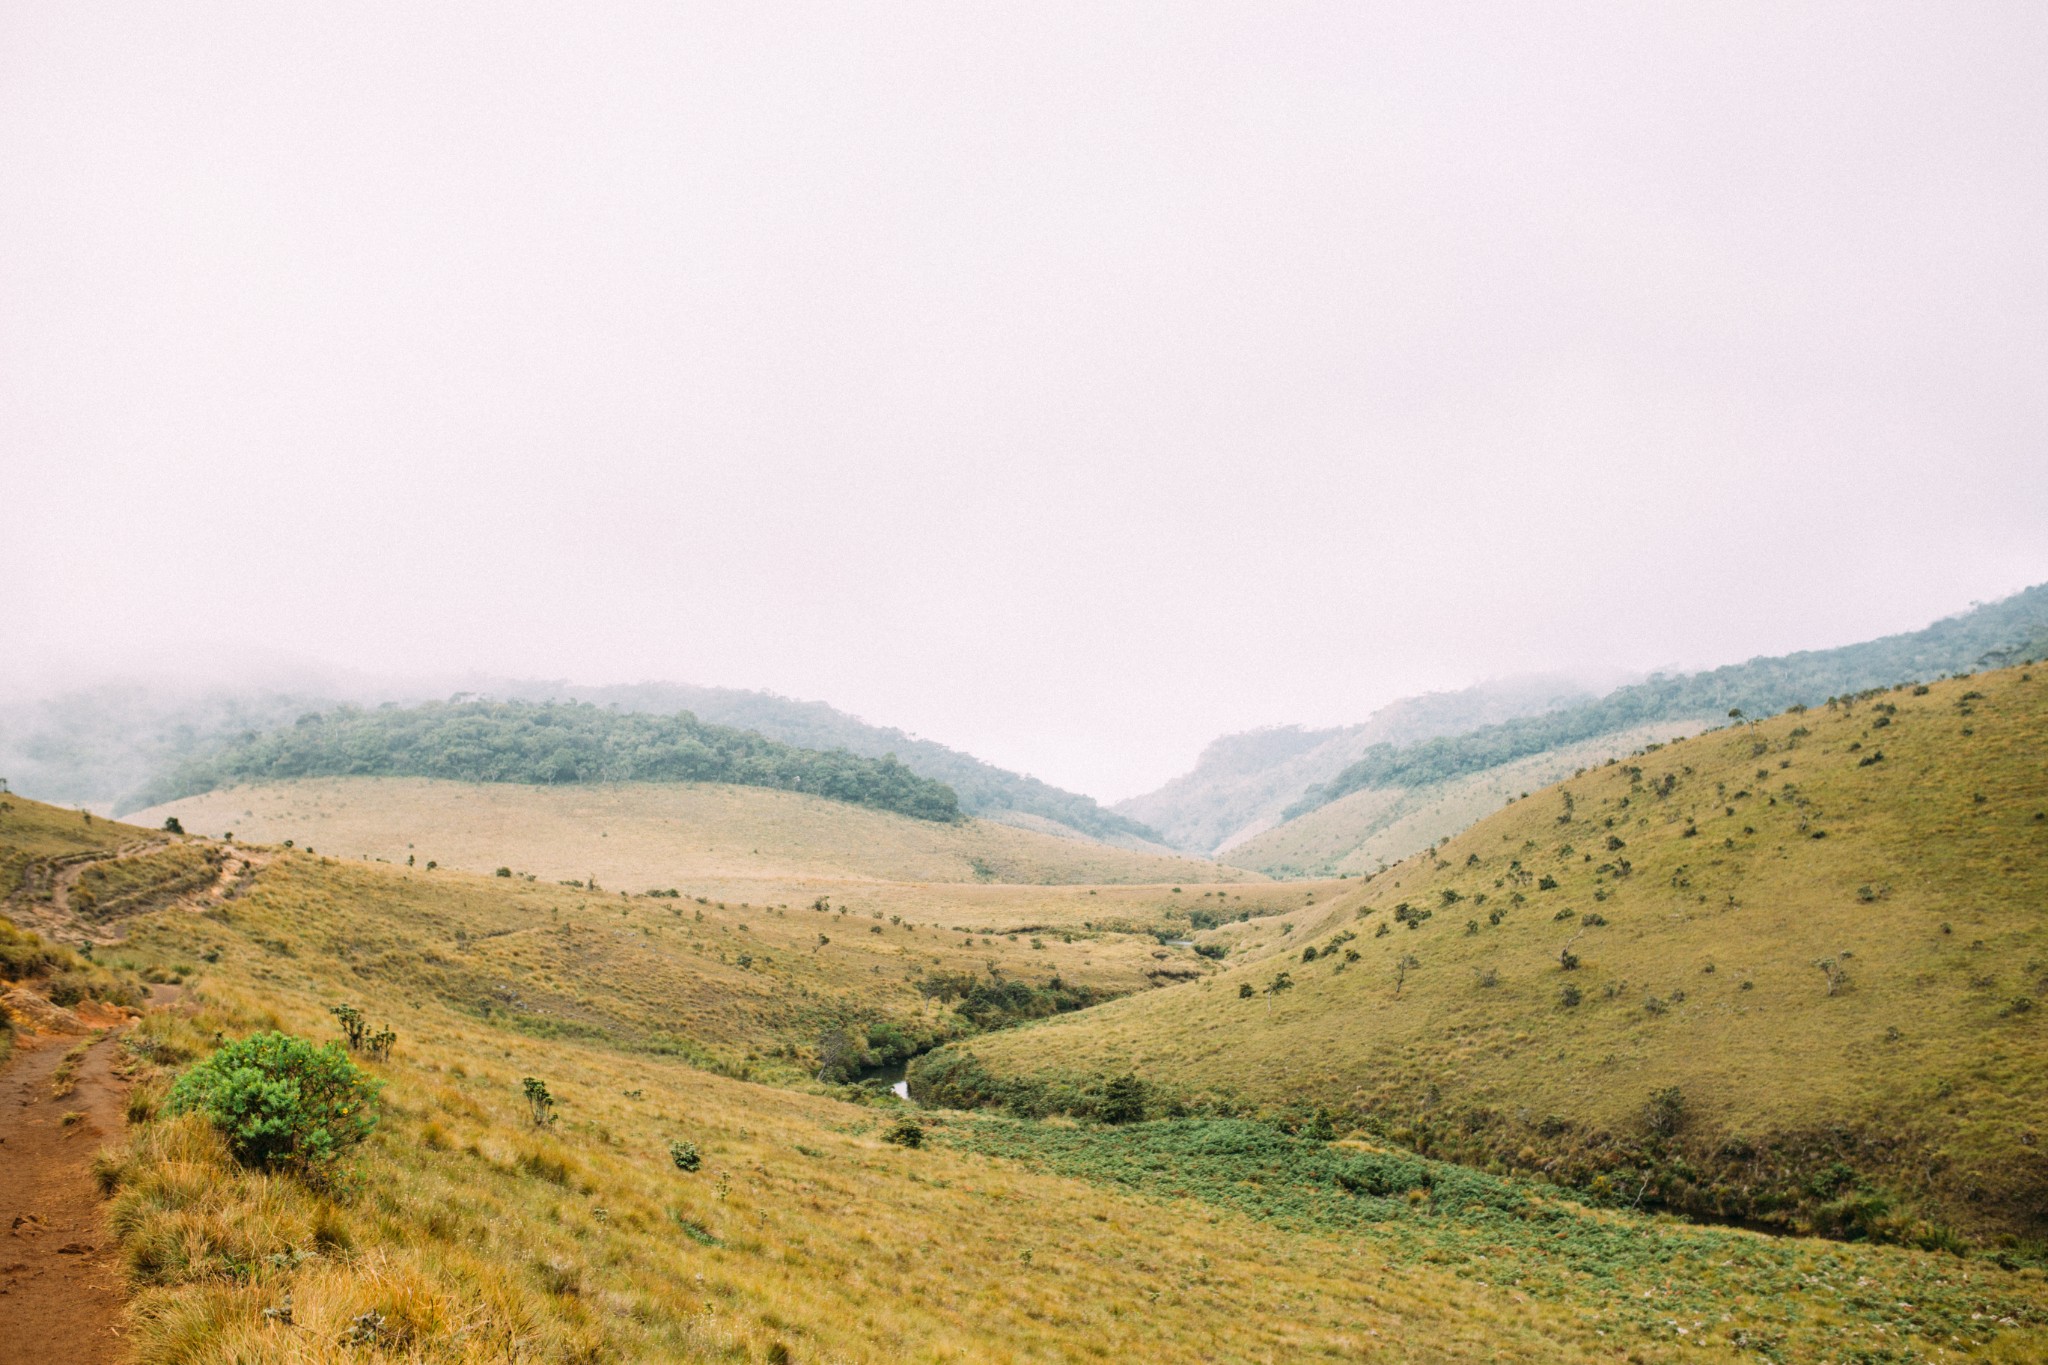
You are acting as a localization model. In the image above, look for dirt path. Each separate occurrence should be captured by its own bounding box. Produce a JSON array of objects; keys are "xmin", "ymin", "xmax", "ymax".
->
[{"xmin": 0, "ymin": 1029, "xmax": 132, "ymax": 1362}]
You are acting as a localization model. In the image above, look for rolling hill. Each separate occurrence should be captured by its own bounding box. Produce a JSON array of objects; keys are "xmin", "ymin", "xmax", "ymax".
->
[
  {"xmin": 917, "ymin": 663, "xmax": 2048, "ymax": 1248},
  {"xmin": 132, "ymin": 776, "xmax": 1258, "ymax": 889}
]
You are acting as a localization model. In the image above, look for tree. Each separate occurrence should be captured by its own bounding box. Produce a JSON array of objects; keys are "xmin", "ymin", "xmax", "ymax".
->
[
  {"xmin": 522, "ymin": 1076, "xmax": 556, "ymax": 1126},
  {"xmin": 1393, "ymin": 953, "xmax": 1419, "ymax": 997},
  {"xmin": 162, "ymin": 816, "xmax": 184, "ymax": 835}
]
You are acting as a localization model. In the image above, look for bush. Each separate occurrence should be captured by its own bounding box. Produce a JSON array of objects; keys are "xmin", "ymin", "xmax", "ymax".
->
[
  {"xmin": 669, "ymin": 1139, "xmax": 702, "ymax": 1171},
  {"xmin": 166, "ymin": 1031, "xmax": 379, "ymax": 1174},
  {"xmin": 1098, "ymin": 1073, "xmax": 1146, "ymax": 1125},
  {"xmin": 882, "ymin": 1116, "xmax": 925, "ymax": 1148}
]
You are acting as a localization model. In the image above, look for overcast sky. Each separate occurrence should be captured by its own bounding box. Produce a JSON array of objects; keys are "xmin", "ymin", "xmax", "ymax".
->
[{"xmin": 4, "ymin": 4, "xmax": 2045, "ymax": 801}]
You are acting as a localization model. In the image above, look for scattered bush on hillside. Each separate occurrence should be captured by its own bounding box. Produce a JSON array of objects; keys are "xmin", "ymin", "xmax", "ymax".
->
[
  {"xmin": 668, "ymin": 1140, "xmax": 701, "ymax": 1172},
  {"xmin": 882, "ymin": 1116, "xmax": 926, "ymax": 1147},
  {"xmin": 1281, "ymin": 585, "xmax": 2048, "ymax": 819},
  {"xmin": 166, "ymin": 1031, "xmax": 379, "ymax": 1177},
  {"xmin": 1099, "ymin": 1074, "xmax": 1147, "ymax": 1124}
]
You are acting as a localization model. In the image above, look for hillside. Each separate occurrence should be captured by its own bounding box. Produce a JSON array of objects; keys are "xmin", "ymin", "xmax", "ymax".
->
[
  {"xmin": 6, "ymin": 794, "xmax": 2043, "ymax": 1361},
  {"xmin": 1287, "ymin": 582, "xmax": 2048, "ymax": 825},
  {"xmin": 1115, "ymin": 675, "xmax": 1599, "ymax": 854},
  {"xmin": 1221, "ymin": 719, "xmax": 1712, "ymax": 876},
  {"xmin": 133, "ymin": 776, "xmax": 1257, "ymax": 889},
  {"xmin": 919, "ymin": 664, "xmax": 2048, "ymax": 1248}
]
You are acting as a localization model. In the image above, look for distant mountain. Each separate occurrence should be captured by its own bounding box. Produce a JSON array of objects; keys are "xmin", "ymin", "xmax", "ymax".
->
[
  {"xmin": 1285, "ymin": 581, "xmax": 2048, "ymax": 824},
  {"xmin": 0, "ymin": 675, "xmax": 1162, "ymax": 847},
  {"xmin": 1122, "ymin": 582, "xmax": 2048, "ymax": 874},
  {"xmin": 534, "ymin": 682, "xmax": 1164, "ymax": 848},
  {"xmin": 1113, "ymin": 676, "xmax": 1601, "ymax": 854}
]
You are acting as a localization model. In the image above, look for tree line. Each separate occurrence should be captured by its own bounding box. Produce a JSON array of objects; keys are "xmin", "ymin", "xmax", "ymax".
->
[{"xmin": 135, "ymin": 699, "xmax": 964, "ymax": 823}]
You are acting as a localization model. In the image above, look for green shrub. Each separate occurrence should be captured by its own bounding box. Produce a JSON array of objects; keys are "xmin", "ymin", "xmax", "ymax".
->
[
  {"xmin": 167, "ymin": 1031, "xmax": 379, "ymax": 1174},
  {"xmin": 669, "ymin": 1139, "xmax": 702, "ymax": 1171},
  {"xmin": 882, "ymin": 1116, "xmax": 925, "ymax": 1147}
]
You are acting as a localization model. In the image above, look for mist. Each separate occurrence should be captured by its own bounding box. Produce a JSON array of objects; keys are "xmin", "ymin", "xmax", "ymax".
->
[{"xmin": 5, "ymin": 3, "xmax": 2045, "ymax": 800}]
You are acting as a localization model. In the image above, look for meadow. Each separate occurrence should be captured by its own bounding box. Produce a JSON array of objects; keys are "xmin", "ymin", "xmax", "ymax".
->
[
  {"xmin": 82, "ymin": 837, "xmax": 2048, "ymax": 1363},
  {"xmin": 134, "ymin": 777, "xmax": 1256, "ymax": 889}
]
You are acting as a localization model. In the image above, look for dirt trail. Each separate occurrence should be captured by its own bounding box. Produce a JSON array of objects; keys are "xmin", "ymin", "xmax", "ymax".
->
[{"xmin": 0, "ymin": 1029, "xmax": 132, "ymax": 1362}]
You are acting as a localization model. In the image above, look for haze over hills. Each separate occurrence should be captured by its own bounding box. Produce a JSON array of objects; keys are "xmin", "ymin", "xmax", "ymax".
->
[
  {"xmin": 1133, "ymin": 583, "xmax": 2048, "ymax": 876},
  {"xmin": 1113, "ymin": 675, "xmax": 1605, "ymax": 854},
  {"xmin": 0, "ymin": 675, "xmax": 1162, "ymax": 848}
]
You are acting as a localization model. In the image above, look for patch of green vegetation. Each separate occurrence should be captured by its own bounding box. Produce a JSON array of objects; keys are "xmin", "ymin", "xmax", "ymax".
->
[
  {"xmin": 944, "ymin": 1115, "xmax": 2048, "ymax": 1358},
  {"xmin": 167, "ymin": 1030, "xmax": 381, "ymax": 1177},
  {"xmin": 135, "ymin": 699, "xmax": 964, "ymax": 822}
]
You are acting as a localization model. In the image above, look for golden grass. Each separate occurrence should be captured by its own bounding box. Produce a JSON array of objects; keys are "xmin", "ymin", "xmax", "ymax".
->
[
  {"xmin": 132, "ymin": 777, "xmax": 1261, "ymax": 888},
  {"xmin": 947, "ymin": 665, "xmax": 2048, "ymax": 1241},
  {"xmin": 99, "ymin": 966, "xmax": 1635, "ymax": 1363}
]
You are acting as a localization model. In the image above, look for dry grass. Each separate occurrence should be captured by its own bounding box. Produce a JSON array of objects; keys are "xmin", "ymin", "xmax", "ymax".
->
[
  {"xmin": 133, "ymin": 777, "xmax": 1261, "ymax": 888},
  {"xmin": 99, "ymin": 970, "xmax": 1631, "ymax": 1363}
]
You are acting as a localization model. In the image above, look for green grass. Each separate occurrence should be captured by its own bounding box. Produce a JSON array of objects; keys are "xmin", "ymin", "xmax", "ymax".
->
[
  {"xmin": 944, "ymin": 1114, "xmax": 2048, "ymax": 1360},
  {"xmin": 930, "ymin": 664, "xmax": 2048, "ymax": 1246}
]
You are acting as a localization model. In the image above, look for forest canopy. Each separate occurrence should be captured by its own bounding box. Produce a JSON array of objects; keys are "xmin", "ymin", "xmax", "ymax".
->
[{"xmin": 135, "ymin": 700, "xmax": 964, "ymax": 822}]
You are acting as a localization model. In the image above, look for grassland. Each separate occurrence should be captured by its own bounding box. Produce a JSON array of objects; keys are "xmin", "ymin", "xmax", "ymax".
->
[
  {"xmin": 1, "ymin": 785, "xmax": 2043, "ymax": 1359},
  {"xmin": 134, "ymin": 777, "xmax": 1258, "ymax": 889},
  {"xmin": 108, "ymin": 847, "xmax": 1320, "ymax": 1083},
  {"xmin": 928, "ymin": 665, "xmax": 2048, "ymax": 1247},
  {"xmin": 1221, "ymin": 719, "xmax": 1714, "ymax": 876},
  {"xmin": 77, "ymin": 827, "xmax": 2048, "ymax": 1361}
]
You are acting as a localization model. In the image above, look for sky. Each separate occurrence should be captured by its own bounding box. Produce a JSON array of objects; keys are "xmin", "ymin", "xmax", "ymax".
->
[{"xmin": 4, "ymin": 3, "xmax": 2045, "ymax": 802}]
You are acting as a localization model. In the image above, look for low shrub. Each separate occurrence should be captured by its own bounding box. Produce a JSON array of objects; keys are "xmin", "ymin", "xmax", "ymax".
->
[{"xmin": 166, "ymin": 1031, "xmax": 379, "ymax": 1176}]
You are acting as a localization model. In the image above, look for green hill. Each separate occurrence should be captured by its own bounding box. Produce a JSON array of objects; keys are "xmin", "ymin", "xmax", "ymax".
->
[
  {"xmin": 916, "ymin": 663, "xmax": 2048, "ymax": 1249},
  {"xmin": 1286, "ymin": 582, "xmax": 2048, "ymax": 824},
  {"xmin": 128, "ymin": 700, "xmax": 964, "ymax": 823}
]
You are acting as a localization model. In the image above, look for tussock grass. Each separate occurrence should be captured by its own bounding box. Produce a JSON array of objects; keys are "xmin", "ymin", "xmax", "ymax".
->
[{"xmin": 100, "ymin": 963, "xmax": 1637, "ymax": 1362}]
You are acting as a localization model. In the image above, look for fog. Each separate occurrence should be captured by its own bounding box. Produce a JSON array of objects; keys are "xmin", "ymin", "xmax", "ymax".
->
[{"xmin": 5, "ymin": 4, "xmax": 2045, "ymax": 800}]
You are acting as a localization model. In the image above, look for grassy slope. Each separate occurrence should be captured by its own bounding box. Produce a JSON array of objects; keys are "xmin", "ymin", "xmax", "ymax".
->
[
  {"xmin": 1221, "ymin": 719, "xmax": 1713, "ymax": 876},
  {"xmin": 0, "ymin": 790, "xmax": 140, "ymax": 895},
  {"xmin": 44, "ymin": 805, "xmax": 2038, "ymax": 1361},
  {"xmin": 117, "ymin": 850, "xmax": 1320, "ymax": 1078},
  {"xmin": 133, "ymin": 778, "xmax": 1257, "ymax": 889},
  {"xmin": 935, "ymin": 665, "xmax": 2048, "ymax": 1244}
]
